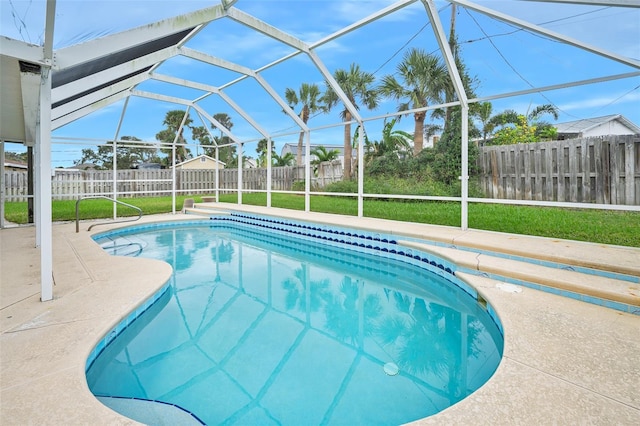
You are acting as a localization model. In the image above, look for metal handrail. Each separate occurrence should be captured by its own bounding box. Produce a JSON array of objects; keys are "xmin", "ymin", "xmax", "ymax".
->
[{"xmin": 75, "ymin": 196, "xmax": 143, "ymax": 233}]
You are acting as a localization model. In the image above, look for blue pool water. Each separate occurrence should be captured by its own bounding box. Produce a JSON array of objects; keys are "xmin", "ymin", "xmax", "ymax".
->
[{"xmin": 87, "ymin": 219, "xmax": 503, "ymax": 425}]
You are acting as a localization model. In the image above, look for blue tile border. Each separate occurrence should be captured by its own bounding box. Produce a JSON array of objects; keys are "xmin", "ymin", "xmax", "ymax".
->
[
  {"xmin": 85, "ymin": 282, "xmax": 171, "ymax": 372},
  {"xmin": 96, "ymin": 395, "xmax": 205, "ymax": 425}
]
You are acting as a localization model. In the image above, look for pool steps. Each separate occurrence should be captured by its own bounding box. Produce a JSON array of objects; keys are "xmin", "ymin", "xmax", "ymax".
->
[
  {"xmin": 183, "ymin": 206, "xmax": 230, "ymax": 216},
  {"xmin": 399, "ymin": 241, "xmax": 640, "ymax": 312}
]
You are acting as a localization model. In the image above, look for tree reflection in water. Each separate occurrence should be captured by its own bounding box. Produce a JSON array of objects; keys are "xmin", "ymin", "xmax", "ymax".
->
[
  {"xmin": 323, "ymin": 277, "xmax": 382, "ymax": 348},
  {"xmin": 281, "ymin": 265, "xmax": 331, "ymax": 314},
  {"xmin": 211, "ymin": 239, "xmax": 234, "ymax": 282},
  {"xmin": 90, "ymin": 224, "xmax": 502, "ymax": 424}
]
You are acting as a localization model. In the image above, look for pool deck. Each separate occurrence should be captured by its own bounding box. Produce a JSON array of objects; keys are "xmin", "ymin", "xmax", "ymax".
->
[{"xmin": 1, "ymin": 204, "xmax": 639, "ymax": 425}]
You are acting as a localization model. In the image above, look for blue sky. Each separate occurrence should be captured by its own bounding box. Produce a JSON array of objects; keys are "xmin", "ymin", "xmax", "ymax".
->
[{"xmin": 2, "ymin": 0, "xmax": 639, "ymax": 167}]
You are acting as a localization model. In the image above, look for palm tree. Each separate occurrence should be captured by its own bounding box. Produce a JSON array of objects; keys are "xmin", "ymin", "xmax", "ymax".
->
[
  {"xmin": 364, "ymin": 118, "xmax": 412, "ymax": 164},
  {"xmin": 489, "ymin": 104, "xmax": 559, "ymax": 144},
  {"xmin": 474, "ymin": 102, "xmax": 496, "ymax": 146},
  {"xmin": 156, "ymin": 110, "xmax": 193, "ymax": 163},
  {"xmin": 491, "ymin": 104, "xmax": 558, "ymax": 130},
  {"xmin": 191, "ymin": 126, "xmax": 212, "ymax": 156},
  {"xmin": 379, "ymin": 48, "xmax": 449, "ymax": 155},
  {"xmin": 212, "ymin": 113, "xmax": 233, "ymax": 136},
  {"xmin": 528, "ymin": 104, "xmax": 559, "ymax": 123},
  {"xmin": 285, "ymin": 83, "xmax": 324, "ymax": 166},
  {"xmin": 211, "ymin": 113, "xmax": 235, "ymax": 165},
  {"xmin": 380, "ymin": 118, "xmax": 412, "ymax": 156},
  {"xmin": 272, "ymin": 152, "xmax": 295, "ymax": 166},
  {"xmin": 310, "ymin": 145, "xmax": 340, "ymax": 175},
  {"xmin": 324, "ymin": 63, "xmax": 380, "ymax": 179},
  {"xmin": 256, "ymin": 138, "xmax": 276, "ymax": 167}
]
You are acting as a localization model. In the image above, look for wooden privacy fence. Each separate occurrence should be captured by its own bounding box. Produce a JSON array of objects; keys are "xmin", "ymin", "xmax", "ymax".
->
[
  {"xmin": 477, "ymin": 135, "xmax": 640, "ymax": 205},
  {"xmin": 2, "ymin": 163, "xmax": 343, "ymax": 202}
]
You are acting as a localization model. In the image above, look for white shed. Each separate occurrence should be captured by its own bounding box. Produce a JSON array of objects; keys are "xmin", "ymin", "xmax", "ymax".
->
[{"xmin": 172, "ymin": 155, "xmax": 225, "ymax": 170}]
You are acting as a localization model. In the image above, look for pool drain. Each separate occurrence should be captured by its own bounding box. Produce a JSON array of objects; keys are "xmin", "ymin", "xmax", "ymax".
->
[{"xmin": 383, "ymin": 362, "xmax": 399, "ymax": 376}]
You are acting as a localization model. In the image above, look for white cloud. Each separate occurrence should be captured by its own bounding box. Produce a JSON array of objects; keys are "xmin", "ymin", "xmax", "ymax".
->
[
  {"xmin": 189, "ymin": 28, "xmax": 296, "ymax": 68},
  {"xmin": 559, "ymin": 90, "xmax": 640, "ymax": 111},
  {"xmin": 476, "ymin": 1, "xmax": 640, "ymax": 59}
]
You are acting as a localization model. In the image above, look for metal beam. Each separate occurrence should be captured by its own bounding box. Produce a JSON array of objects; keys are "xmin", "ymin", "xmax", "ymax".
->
[
  {"xmin": 215, "ymin": 0, "xmax": 418, "ymax": 93},
  {"xmin": 253, "ymin": 73, "xmax": 309, "ymax": 130},
  {"xmin": 311, "ymin": 0, "xmax": 418, "ymax": 48},
  {"xmin": 307, "ymin": 49, "xmax": 363, "ymax": 123},
  {"xmin": 191, "ymin": 104, "xmax": 243, "ymax": 144},
  {"xmin": 53, "ymin": 5, "xmax": 227, "ymax": 70},
  {"xmin": 519, "ymin": 0, "xmax": 640, "ymax": 7},
  {"xmin": 132, "ymin": 90, "xmax": 192, "ymax": 107},
  {"xmin": 226, "ymin": 8, "xmax": 309, "ymax": 52},
  {"xmin": 216, "ymin": 90, "xmax": 270, "ymax": 137},
  {"xmin": 179, "ymin": 47, "xmax": 253, "ymax": 75},
  {"xmin": 52, "ymin": 46, "xmax": 178, "ymax": 104},
  {"xmin": 421, "ymin": 0, "xmax": 468, "ymax": 108},
  {"xmin": 194, "ymin": 109, "xmax": 219, "ymax": 147},
  {"xmin": 0, "ymin": 37, "xmax": 46, "ymax": 65},
  {"xmin": 151, "ymin": 72, "xmax": 217, "ymax": 93},
  {"xmin": 470, "ymin": 70, "xmax": 640, "ymax": 103},
  {"xmin": 452, "ymin": 0, "xmax": 640, "ymax": 69},
  {"xmin": 52, "ymin": 89, "xmax": 131, "ymax": 130},
  {"xmin": 221, "ymin": 0, "xmax": 239, "ymax": 10},
  {"xmin": 52, "ymin": 72, "xmax": 151, "ymax": 120},
  {"xmin": 19, "ymin": 65, "xmax": 42, "ymax": 146}
]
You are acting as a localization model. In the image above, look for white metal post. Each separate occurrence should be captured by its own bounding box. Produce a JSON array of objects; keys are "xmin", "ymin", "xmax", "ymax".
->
[
  {"xmin": 172, "ymin": 140, "xmax": 176, "ymax": 213},
  {"xmin": 36, "ymin": 0, "xmax": 56, "ymax": 302},
  {"xmin": 112, "ymin": 139, "xmax": 117, "ymax": 218},
  {"xmin": 238, "ymin": 142, "xmax": 243, "ymax": 205},
  {"xmin": 304, "ymin": 130, "xmax": 311, "ymax": 212},
  {"xmin": 421, "ymin": 0, "xmax": 469, "ymax": 229},
  {"xmin": 172, "ymin": 108, "xmax": 191, "ymax": 214},
  {"xmin": 0, "ymin": 142, "xmax": 4, "ymax": 229},
  {"xmin": 38, "ymin": 65, "xmax": 53, "ymax": 301},
  {"xmin": 267, "ymin": 137, "xmax": 272, "ymax": 207},
  {"xmin": 111, "ymin": 97, "xmax": 129, "ymax": 219},
  {"xmin": 461, "ymin": 106, "xmax": 469, "ymax": 230},
  {"xmin": 34, "ymin": 139, "xmax": 41, "ymax": 245},
  {"xmin": 357, "ymin": 124, "xmax": 364, "ymax": 217},
  {"xmin": 215, "ymin": 147, "xmax": 220, "ymax": 202}
]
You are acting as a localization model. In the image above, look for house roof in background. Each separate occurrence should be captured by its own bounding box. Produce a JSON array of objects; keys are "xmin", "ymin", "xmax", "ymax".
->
[
  {"xmin": 173, "ymin": 154, "xmax": 225, "ymax": 168},
  {"xmin": 555, "ymin": 114, "xmax": 640, "ymax": 134},
  {"xmin": 3, "ymin": 161, "xmax": 28, "ymax": 169}
]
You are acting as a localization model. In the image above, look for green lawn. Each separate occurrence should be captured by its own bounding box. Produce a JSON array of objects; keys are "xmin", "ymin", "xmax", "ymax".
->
[{"xmin": 4, "ymin": 193, "xmax": 639, "ymax": 247}]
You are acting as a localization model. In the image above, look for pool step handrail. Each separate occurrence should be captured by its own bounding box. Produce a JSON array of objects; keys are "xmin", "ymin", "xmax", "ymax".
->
[{"xmin": 75, "ymin": 196, "xmax": 143, "ymax": 233}]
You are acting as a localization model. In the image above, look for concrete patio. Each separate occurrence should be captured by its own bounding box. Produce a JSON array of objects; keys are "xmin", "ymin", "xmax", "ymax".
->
[{"xmin": 1, "ymin": 205, "xmax": 639, "ymax": 425}]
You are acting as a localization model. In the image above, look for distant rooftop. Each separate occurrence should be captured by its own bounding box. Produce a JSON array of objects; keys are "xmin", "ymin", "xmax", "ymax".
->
[{"xmin": 555, "ymin": 114, "xmax": 640, "ymax": 135}]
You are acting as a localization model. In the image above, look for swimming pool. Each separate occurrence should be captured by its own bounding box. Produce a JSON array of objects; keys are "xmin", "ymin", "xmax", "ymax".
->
[{"xmin": 87, "ymin": 216, "xmax": 504, "ymax": 425}]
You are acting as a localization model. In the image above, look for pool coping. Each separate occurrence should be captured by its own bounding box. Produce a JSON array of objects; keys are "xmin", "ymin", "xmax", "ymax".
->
[{"xmin": 1, "ymin": 208, "xmax": 639, "ymax": 424}]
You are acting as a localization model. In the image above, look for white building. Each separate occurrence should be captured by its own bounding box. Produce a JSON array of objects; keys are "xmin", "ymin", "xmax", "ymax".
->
[
  {"xmin": 555, "ymin": 114, "xmax": 640, "ymax": 140},
  {"xmin": 171, "ymin": 154, "xmax": 225, "ymax": 170}
]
